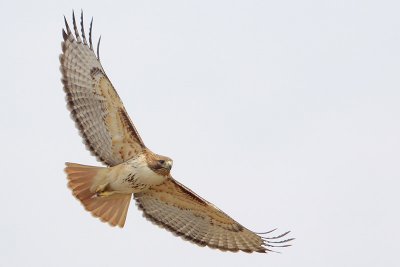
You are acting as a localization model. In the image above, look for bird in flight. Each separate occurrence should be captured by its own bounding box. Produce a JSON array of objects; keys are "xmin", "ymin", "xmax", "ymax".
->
[{"xmin": 60, "ymin": 11, "xmax": 293, "ymax": 253}]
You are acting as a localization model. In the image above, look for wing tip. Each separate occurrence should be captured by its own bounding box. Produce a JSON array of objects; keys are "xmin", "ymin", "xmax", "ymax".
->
[
  {"xmin": 259, "ymin": 229, "xmax": 294, "ymax": 253},
  {"xmin": 62, "ymin": 11, "xmax": 97, "ymax": 48}
]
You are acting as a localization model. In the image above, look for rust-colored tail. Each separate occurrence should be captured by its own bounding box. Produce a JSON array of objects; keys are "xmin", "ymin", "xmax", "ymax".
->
[{"xmin": 65, "ymin": 162, "xmax": 131, "ymax": 227}]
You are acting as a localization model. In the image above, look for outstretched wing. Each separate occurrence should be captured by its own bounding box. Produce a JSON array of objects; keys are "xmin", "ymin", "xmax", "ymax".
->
[
  {"xmin": 60, "ymin": 12, "xmax": 145, "ymax": 166},
  {"xmin": 134, "ymin": 178, "xmax": 293, "ymax": 253}
]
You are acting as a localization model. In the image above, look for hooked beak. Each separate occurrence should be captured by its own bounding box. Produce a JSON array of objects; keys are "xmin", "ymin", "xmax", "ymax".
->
[{"xmin": 165, "ymin": 160, "xmax": 173, "ymax": 170}]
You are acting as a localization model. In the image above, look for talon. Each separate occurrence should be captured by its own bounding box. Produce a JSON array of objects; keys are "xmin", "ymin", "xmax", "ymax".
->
[
  {"xmin": 96, "ymin": 191, "xmax": 114, "ymax": 197},
  {"xmin": 95, "ymin": 183, "xmax": 109, "ymax": 196}
]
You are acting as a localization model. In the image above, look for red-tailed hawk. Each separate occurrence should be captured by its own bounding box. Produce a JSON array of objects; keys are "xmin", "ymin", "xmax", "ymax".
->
[{"xmin": 60, "ymin": 11, "xmax": 293, "ymax": 253}]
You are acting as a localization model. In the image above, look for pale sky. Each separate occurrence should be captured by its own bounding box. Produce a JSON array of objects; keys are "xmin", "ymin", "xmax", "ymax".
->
[{"xmin": 1, "ymin": 1, "xmax": 400, "ymax": 266}]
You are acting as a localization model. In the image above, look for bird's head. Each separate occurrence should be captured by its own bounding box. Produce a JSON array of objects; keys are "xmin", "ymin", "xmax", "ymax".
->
[{"xmin": 146, "ymin": 151, "xmax": 173, "ymax": 177}]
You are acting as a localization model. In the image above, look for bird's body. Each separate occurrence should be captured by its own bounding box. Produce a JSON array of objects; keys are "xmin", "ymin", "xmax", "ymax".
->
[
  {"xmin": 75, "ymin": 152, "xmax": 170, "ymax": 195},
  {"xmin": 60, "ymin": 11, "xmax": 293, "ymax": 253}
]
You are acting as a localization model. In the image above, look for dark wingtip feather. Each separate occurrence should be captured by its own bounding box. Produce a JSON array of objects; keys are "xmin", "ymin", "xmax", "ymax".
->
[
  {"xmin": 80, "ymin": 10, "xmax": 88, "ymax": 45},
  {"xmin": 256, "ymin": 228, "xmax": 277, "ymax": 235},
  {"xmin": 62, "ymin": 29, "xmax": 68, "ymax": 40},
  {"xmin": 97, "ymin": 35, "xmax": 102, "ymax": 60},
  {"xmin": 262, "ymin": 230, "xmax": 291, "ymax": 240},
  {"xmin": 89, "ymin": 17, "xmax": 94, "ymax": 50},
  {"xmin": 64, "ymin": 16, "xmax": 71, "ymax": 35},
  {"xmin": 264, "ymin": 237, "xmax": 295, "ymax": 244},
  {"xmin": 72, "ymin": 10, "xmax": 82, "ymax": 42}
]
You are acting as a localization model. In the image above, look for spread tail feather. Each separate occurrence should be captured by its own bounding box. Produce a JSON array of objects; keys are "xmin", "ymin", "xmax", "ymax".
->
[{"xmin": 65, "ymin": 162, "xmax": 132, "ymax": 227}]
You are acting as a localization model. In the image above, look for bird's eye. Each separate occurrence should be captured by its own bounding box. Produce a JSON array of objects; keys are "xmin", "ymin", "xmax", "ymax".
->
[{"xmin": 158, "ymin": 160, "xmax": 165, "ymax": 165}]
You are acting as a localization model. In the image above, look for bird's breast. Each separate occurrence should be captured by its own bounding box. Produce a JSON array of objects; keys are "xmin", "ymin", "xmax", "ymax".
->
[{"xmin": 123, "ymin": 155, "xmax": 167, "ymax": 190}]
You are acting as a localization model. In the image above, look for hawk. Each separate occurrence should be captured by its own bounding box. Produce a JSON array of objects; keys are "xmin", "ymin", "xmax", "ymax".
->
[{"xmin": 60, "ymin": 11, "xmax": 293, "ymax": 253}]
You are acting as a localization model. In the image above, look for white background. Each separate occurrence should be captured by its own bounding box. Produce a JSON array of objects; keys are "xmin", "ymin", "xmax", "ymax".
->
[{"xmin": 1, "ymin": 0, "xmax": 399, "ymax": 266}]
